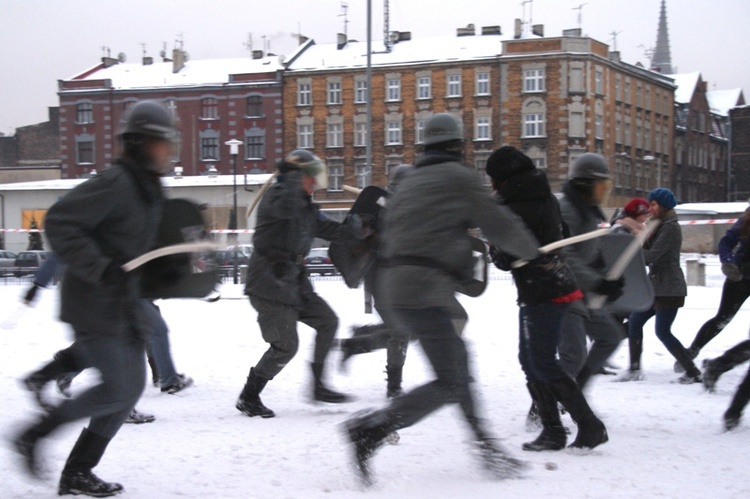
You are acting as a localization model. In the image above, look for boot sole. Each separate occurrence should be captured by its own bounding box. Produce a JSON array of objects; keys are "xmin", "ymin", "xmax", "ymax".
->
[{"xmin": 236, "ymin": 403, "xmax": 275, "ymax": 418}]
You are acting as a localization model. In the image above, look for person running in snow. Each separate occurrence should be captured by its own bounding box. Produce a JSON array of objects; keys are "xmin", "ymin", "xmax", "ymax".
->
[
  {"xmin": 677, "ymin": 207, "xmax": 750, "ymax": 371},
  {"xmin": 236, "ymin": 150, "xmax": 359, "ymax": 419},
  {"xmin": 343, "ymin": 114, "xmax": 541, "ymax": 485},
  {"xmin": 622, "ymin": 188, "xmax": 702, "ymax": 383},
  {"xmin": 12, "ymin": 99, "xmax": 176, "ymax": 497},
  {"xmin": 485, "ymin": 146, "xmax": 608, "ymax": 452},
  {"xmin": 702, "ymin": 339, "xmax": 750, "ymax": 431}
]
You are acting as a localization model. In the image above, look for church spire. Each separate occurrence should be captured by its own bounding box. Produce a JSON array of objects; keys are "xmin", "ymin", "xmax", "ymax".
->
[{"xmin": 651, "ymin": 0, "xmax": 674, "ymax": 74}]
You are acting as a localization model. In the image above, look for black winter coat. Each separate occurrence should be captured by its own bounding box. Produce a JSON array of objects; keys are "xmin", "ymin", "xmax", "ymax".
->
[
  {"xmin": 45, "ymin": 158, "xmax": 164, "ymax": 336},
  {"xmin": 244, "ymin": 171, "xmax": 346, "ymax": 307},
  {"xmin": 493, "ymin": 169, "xmax": 579, "ymax": 305}
]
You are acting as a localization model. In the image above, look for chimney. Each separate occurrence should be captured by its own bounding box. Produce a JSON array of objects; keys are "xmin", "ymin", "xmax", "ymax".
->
[
  {"xmin": 252, "ymin": 50, "xmax": 264, "ymax": 60},
  {"xmin": 101, "ymin": 56, "xmax": 119, "ymax": 68},
  {"xmin": 609, "ymin": 51, "xmax": 621, "ymax": 63},
  {"xmin": 514, "ymin": 19, "xmax": 522, "ymax": 39},
  {"xmin": 398, "ymin": 31, "xmax": 411, "ymax": 41},
  {"xmin": 337, "ymin": 33, "xmax": 347, "ymax": 50},
  {"xmin": 531, "ymin": 24, "xmax": 544, "ymax": 37},
  {"xmin": 172, "ymin": 48, "xmax": 186, "ymax": 73},
  {"xmin": 457, "ymin": 24, "xmax": 475, "ymax": 37},
  {"xmin": 562, "ymin": 28, "xmax": 582, "ymax": 37},
  {"xmin": 481, "ymin": 25, "xmax": 502, "ymax": 36},
  {"xmin": 142, "ymin": 56, "xmax": 154, "ymax": 66}
]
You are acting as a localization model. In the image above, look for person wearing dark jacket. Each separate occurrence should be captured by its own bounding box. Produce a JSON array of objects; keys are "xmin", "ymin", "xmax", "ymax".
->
[
  {"xmin": 486, "ymin": 146, "xmax": 608, "ymax": 452},
  {"xmin": 557, "ymin": 154, "xmax": 626, "ymax": 389},
  {"xmin": 624, "ymin": 188, "xmax": 701, "ymax": 383},
  {"xmin": 236, "ymin": 150, "xmax": 355, "ymax": 419},
  {"xmin": 13, "ymin": 100, "xmax": 175, "ymax": 497},
  {"xmin": 343, "ymin": 114, "xmax": 541, "ymax": 485},
  {"xmin": 680, "ymin": 208, "xmax": 750, "ymax": 368}
]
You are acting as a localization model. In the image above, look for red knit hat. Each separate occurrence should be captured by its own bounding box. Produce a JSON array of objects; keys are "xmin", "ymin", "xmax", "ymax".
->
[{"xmin": 623, "ymin": 198, "xmax": 650, "ymax": 218}]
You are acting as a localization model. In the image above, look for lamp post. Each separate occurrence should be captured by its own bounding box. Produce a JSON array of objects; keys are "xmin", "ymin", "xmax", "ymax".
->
[{"xmin": 226, "ymin": 139, "xmax": 243, "ymax": 284}]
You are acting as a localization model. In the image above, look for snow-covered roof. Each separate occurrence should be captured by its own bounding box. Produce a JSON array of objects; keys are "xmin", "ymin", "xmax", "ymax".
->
[
  {"xmin": 66, "ymin": 57, "xmax": 284, "ymax": 90},
  {"xmin": 0, "ymin": 174, "xmax": 274, "ymax": 191},
  {"xmin": 286, "ymin": 35, "xmax": 507, "ymax": 72},
  {"xmin": 707, "ymin": 88, "xmax": 744, "ymax": 116},
  {"xmin": 676, "ymin": 202, "xmax": 749, "ymax": 215},
  {"xmin": 666, "ymin": 71, "xmax": 701, "ymax": 104}
]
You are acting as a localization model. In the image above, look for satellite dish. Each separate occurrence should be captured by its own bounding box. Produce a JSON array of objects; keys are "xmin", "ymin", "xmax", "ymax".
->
[{"xmin": 117, "ymin": 52, "xmax": 127, "ymax": 63}]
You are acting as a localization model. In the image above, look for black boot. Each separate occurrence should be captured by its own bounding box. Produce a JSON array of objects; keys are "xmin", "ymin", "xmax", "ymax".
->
[
  {"xmin": 724, "ymin": 371, "xmax": 750, "ymax": 431},
  {"xmin": 668, "ymin": 344, "xmax": 702, "ymax": 384},
  {"xmin": 343, "ymin": 410, "xmax": 392, "ymax": 486},
  {"xmin": 236, "ymin": 368, "xmax": 275, "ymax": 418},
  {"xmin": 549, "ymin": 376, "xmax": 608, "ymax": 449},
  {"xmin": 525, "ymin": 401, "xmax": 542, "ymax": 431},
  {"xmin": 575, "ymin": 365, "xmax": 593, "ymax": 390},
  {"xmin": 58, "ymin": 428, "xmax": 123, "ymax": 497},
  {"xmin": 522, "ymin": 382, "xmax": 566, "ymax": 451},
  {"xmin": 13, "ymin": 414, "xmax": 62, "ymax": 478},
  {"xmin": 340, "ymin": 324, "xmax": 389, "ymax": 368},
  {"xmin": 311, "ymin": 362, "xmax": 351, "ymax": 403},
  {"xmin": 704, "ymin": 341, "xmax": 750, "ymax": 393},
  {"xmin": 385, "ymin": 365, "xmax": 404, "ymax": 398}
]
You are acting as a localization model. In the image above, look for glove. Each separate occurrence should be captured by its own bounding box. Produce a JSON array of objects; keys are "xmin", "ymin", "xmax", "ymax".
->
[
  {"xmin": 101, "ymin": 260, "xmax": 126, "ymax": 284},
  {"xmin": 489, "ymin": 245, "xmax": 514, "ymax": 271},
  {"xmin": 594, "ymin": 277, "xmax": 625, "ymax": 303},
  {"xmin": 23, "ymin": 283, "xmax": 41, "ymax": 305},
  {"xmin": 722, "ymin": 262, "xmax": 743, "ymax": 282}
]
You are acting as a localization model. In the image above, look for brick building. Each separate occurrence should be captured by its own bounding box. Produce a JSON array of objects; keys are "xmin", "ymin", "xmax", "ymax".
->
[
  {"xmin": 0, "ymin": 107, "xmax": 61, "ymax": 182},
  {"xmin": 57, "ymin": 48, "xmax": 284, "ymax": 179},
  {"xmin": 730, "ymin": 105, "xmax": 750, "ymax": 201}
]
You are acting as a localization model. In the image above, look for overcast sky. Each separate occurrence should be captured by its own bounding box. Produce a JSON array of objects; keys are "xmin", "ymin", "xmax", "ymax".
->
[{"xmin": 1, "ymin": 0, "xmax": 748, "ymax": 135}]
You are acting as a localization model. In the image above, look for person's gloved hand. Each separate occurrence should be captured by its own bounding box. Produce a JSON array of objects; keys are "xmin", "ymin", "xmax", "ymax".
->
[
  {"xmin": 489, "ymin": 245, "xmax": 513, "ymax": 271},
  {"xmin": 594, "ymin": 277, "xmax": 625, "ymax": 302},
  {"xmin": 722, "ymin": 262, "xmax": 743, "ymax": 282}
]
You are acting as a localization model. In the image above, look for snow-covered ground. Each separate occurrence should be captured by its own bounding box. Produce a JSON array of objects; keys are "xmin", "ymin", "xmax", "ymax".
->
[{"xmin": 2, "ymin": 270, "xmax": 750, "ymax": 498}]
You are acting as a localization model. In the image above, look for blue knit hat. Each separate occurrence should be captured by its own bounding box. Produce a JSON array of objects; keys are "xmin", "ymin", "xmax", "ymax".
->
[{"xmin": 647, "ymin": 188, "xmax": 677, "ymax": 209}]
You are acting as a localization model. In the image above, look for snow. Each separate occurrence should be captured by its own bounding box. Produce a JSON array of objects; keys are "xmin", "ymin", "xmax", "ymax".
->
[
  {"xmin": 676, "ymin": 202, "xmax": 748, "ymax": 215},
  {"xmin": 666, "ymin": 72, "xmax": 701, "ymax": 104},
  {"xmin": 707, "ymin": 89, "xmax": 744, "ymax": 117},
  {"xmin": 2, "ymin": 271, "xmax": 750, "ymax": 498}
]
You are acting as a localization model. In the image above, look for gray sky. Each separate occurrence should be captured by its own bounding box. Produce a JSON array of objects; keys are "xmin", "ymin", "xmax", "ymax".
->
[{"xmin": 1, "ymin": 0, "xmax": 748, "ymax": 135}]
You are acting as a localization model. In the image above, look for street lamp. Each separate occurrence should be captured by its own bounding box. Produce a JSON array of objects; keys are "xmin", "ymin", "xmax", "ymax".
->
[{"xmin": 226, "ymin": 138, "xmax": 243, "ymax": 284}]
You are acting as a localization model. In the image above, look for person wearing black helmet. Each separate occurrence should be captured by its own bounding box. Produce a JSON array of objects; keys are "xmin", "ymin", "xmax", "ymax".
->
[
  {"xmin": 13, "ymin": 100, "xmax": 176, "ymax": 496},
  {"xmin": 343, "ymin": 113, "xmax": 541, "ymax": 485},
  {"xmin": 237, "ymin": 149, "xmax": 356, "ymax": 418},
  {"xmin": 557, "ymin": 153, "xmax": 626, "ymax": 391}
]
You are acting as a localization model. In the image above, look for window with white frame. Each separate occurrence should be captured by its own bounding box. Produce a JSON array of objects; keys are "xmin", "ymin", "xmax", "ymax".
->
[
  {"xmin": 475, "ymin": 72, "xmax": 490, "ymax": 95},
  {"xmin": 386, "ymin": 121, "xmax": 402, "ymax": 145},
  {"xmin": 355, "ymin": 161, "xmax": 371, "ymax": 188},
  {"xmin": 76, "ymin": 102, "xmax": 93, "ymax": 123},
  {"xmin": 327, "ymin": 162, "xmax": 344, "ymax": 191},
  {"xmin": 327, "ymin": 123, "xmax": 343, "ymax": 148},
  {"xmin": 475, "ymin": 116, "xmax": 491, "ymax": 141},
  {"xmin": 447, "ymin": 74, "xmax": 461, "ymax": 97},
  {"xmin": 594, "ymin": 67, "xmax": 604, "ymax": 94},
  {"xmin": 570, "ymin": 111, "xmax": 585, "ymax": 137},
  {"xmin": 354, "ymin": 122, "xmax": 367, "ymax": 147},
  {"xmin": 327, "ymin": 80, "xmax": 342, "ymax": 105},
  {"xmin": 415, "ymin": 119, "xmax": 427, "ymax": 144},
  {"xmin": 474, "ymin": 157, "xmax": 492, "ymax": 186},
  {"xmin": 524, "ymin": 69, "xmax": 545, "ymax": 93},
  {"xmin": 595, "ymin": 114, "xmax": 604, "ymax": 139},
  {"xmin": 297, "ymin": 124, "xmax": 313, "ymax": 148},
  {"xmin": 527, "ymin": 145, "xmax": 547, "ymax": 170},
  {"xmin": 297, "ymin": 82, "xmax": 311, "ymax": 106},
  {"xmin": 201, "ymin": 98, "xmax": 218, "ymax": 119},
  {"xmin": 386, "ymin": 78, "xmax": 401, "ymax": 101},
  {"xmin": 417, "ymin": 76, "xmax": 431, "ymax": 99},
  {"xmin": 523, "ymin": 113, "xmax": 545, "ymax": 138},
  {"xmin": 355, "ymin": 80, "xmax": 368, "ymax": 103}
]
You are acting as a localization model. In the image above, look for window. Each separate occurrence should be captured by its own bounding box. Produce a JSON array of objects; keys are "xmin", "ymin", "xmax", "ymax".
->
[
  {"xmin": 416, "ymin": 119, "xmax": 427, "ymax": 144},
  {"xmin": 386, "ymin": 78, "xmax": 401, "ymax": 101},
  {"xmin": 354, "ymin": 122, "xmax": 367, "ymax": 147},
  {"xmin": 595, "ymin": 115, "xmax": 604, "ymax": 139},
  {"xmin": 615, "ymin": 75, "xmax": 622, "ymax": 101},
  {"xmin": 297, "ymin": 124, "xmax": 313, "ymax": 148},
  {"xmin": 417, "ymin": 76, "xmax": 431, "ymax": 100},
  {"xmin": 355, "ymin": 161, "xmax": 371, "ymax": 188},
  {"xmin": 201, "ymin": 137, "xmax": 219, "ymax": 160},
  {"xmin": 524, "ymin": 69, "xmax": 545, "ymax": 93},
  {"xmin": 523, "ymin": 113, "xmax": 545, "ymax": 138},
  {"xmin": 570, "ymin": 111, "xmax": 585, "ymax": 137},
  {"xmin": 246, "ymin": 96, "xmax": 262, "ymax": 117},
  {"xmin": 475, "ymin": 116, "xmax": 491, "ymax": 141},
  {"xmin": 355, "ymin": 80, "xmax": 368, "ymax": 103},
  {"xmin": 76, "ymin": 139, "xmax": 94, "ymax": 164},
  {"xmin": 245, "ymin": 135, "xmax": 264, "ymax": 159},
  {"xmin": 328, "ymin": 163, "xmax": 344, "ymax": 191},
  {"xmin": 475, "ymin": 157, "xmax": 492, "ymax": 186},
  {"xmin": 297, "ymin": 82, "xmax": 311, "ymax": 106},
  {"xmin": 327, "ymin": 123, "xmax": 343, "ymax": 148},
  {"xmin": 76, "ymin": 103, "xmax": 93, "ymax": 124},
  {"xmin": 201, "ymin": 98, "xmax": 218, "ymax": 119},
  {"xmin": 327, "ymin": 81, "xmax": 342, "ymax": 105},
  {"xmin": 386, "ymin": 121, "xmax": 402, "ymax": 145},
  {"xmin": 447, "ymin": 74, "xmax": 461, "ymax": 97},
  {"xmin": 594, "ymin": 67, "xmax": 603, "ymax": 94},
  {"xmin": 476, "ymin": 72, "xmax": 490, "ymax": 95},
  {"xmin": 569, "ymin": 67, "xmax": 584, "ymax": 93}
]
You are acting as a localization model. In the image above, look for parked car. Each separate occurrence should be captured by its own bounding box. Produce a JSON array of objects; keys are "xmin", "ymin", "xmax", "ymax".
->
[
  {"xmin": 14, "ymin": 250, "xmax": 52, "ymax": 278},
  {"xmin": 0, "ymin": 250, "xmax": 17, "ymax": 276},
  {"xmin": 303, "ymin": 247, "xmax": 339, "ymax": 276}
]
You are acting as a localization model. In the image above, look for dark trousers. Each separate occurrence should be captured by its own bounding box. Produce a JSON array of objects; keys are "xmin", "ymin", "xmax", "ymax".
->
[
  {"xmin": 250, "ymin": 293, "xmax": 338, "ymax": 380},
  {"xmin": 558, "ymin": 309, "xmax": 625, "ymax": 378},
  {"xmin": 518, "ymin": 302, "xmax": 571, "ymax": 382},
  {"xmin": 629, "ymin": 306, "xmax": 692, "ymax": 371},
  {"xmin": 690, "ymin": 278, "xmax": 750, "ymax": 354}
]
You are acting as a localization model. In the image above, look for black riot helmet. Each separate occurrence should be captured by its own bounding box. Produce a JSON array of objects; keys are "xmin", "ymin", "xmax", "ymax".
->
[{"xmin": 120, "ymin": 100, "xmax": 178, "ymax": 142}]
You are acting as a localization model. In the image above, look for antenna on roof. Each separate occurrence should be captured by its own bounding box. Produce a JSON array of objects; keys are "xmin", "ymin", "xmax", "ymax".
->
[
  {"xmin": 339, "ymin": 2, "xmax": 349, "ymax": 39},
  {"xmin": 521, "ymin": 0, "xmax": 533, "ymax": 34},
  {"xmin": 638, "ymin": 43, "xmax": 654, "ymax": 60},
  {"xmin": 101, "ymin": 46, "xmax": 111, "ymax": 58},
  {"xmin": 609, "ymin": 30, "xmax": 622, "ymax": 51},
  {"xmin": 384, "ymin": 0, "xmax": 392, "ymax": 52},
  {"xmin": 160, "ymin": 42, "xmax": 166, "ymax": 59},
  {"xmin": 244, "ymin": 33, "xmax": 253, "ymax": 56},
  {"xmin": 175, "ymin": 33, "xmax": 184, "ymax": 50},
  {"xmin": 573, "ymin": 3, "xmax": 587, "ymax": 31}
]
